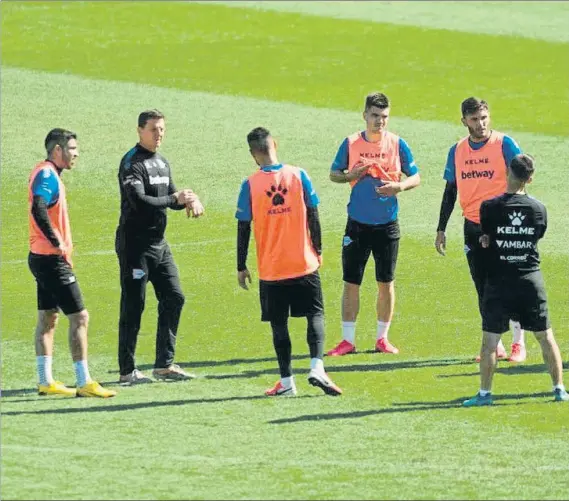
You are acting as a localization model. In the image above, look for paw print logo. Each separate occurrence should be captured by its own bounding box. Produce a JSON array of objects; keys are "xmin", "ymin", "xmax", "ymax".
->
[
  {"xmin": 509, "ymin": 211, "xmax": 526, "ymax": 226},
  {"xmin": 266, "ymin": 184, "xmax": 288, "ymax": 206}
]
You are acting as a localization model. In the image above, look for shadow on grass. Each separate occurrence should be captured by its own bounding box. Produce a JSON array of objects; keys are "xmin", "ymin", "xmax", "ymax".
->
[
  {"xmin": 268, "ymin": 392, "xmax": 554, "ymax": 424},
  {"xmin": 203, "ymin": 357, "xmax": 474, "ymax": 380},
  {"xmin": 1, "ymin": 394, "xmax": 319, "ymax": 416},
  {"xmin": 107, "ymin": 354, "xmax": 479, "ymax": 374},
  {"xmin": 397, "ymin": 391, "xmax": 553, "ymax": 406},
  {"xmin": 106, "ymin": 354, "xmax": 312, "ymax": 373},
  {"xmin": 436, "ymin": 362, "xmax": 569, "ymax": 378},
  {"xmin": 1, "ymin": 380, "xmax": 123, "ymax": 401},
  {"xmin": 1, "ymin": 388, "xmax": 39, "ymax": 397}
]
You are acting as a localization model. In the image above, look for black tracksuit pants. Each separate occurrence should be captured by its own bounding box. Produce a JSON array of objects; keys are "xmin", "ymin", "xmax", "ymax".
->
[
  {"xmin": 116, "ymin": 232, "xmax": 185, "ymax": 376},
  {"xmin": 463, "ymin": 218, "xmax": 489, "ymax": 316}
]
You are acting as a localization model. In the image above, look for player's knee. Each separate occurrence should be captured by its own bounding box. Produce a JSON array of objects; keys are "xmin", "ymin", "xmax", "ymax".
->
[
  {"xmin": 343, "ymin": 281, "xmax": 360, "ymax": 295},
  {"xmin": 164, "ymin": 290, "xmax": 185, "ymax": 311},
  {"xmin": 173, "ymin": 290, "xmax": 185, "ymax": 309},
  {"xmin": 270, "ymin": 322, "xmax": 289, "ymax": 342},
  {"xmin": 481, "ymin": 333, "xmax": 500, "ymax": 353},
  {"xmin": 534, "ymin": 328, "xmax": 553, "ymax": 344},
  {"xmin": 377, "ymin": 280, "xmax": 394, "ymax": 293},
  {"xmin": 39, "ymin": 310, "xmax": 59, "ymax": 331},
  {"xmin": 307, "ymin": 313, "xmax": 324, "ymax": 339},
  {"xmin": 72, "ymin": 309, "xmax": 90, "ymax": 328}
]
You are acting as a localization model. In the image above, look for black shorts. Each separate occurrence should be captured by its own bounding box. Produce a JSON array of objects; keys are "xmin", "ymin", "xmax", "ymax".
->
[
  {"xmin": 259, "ymin": 272, "xmax": 323, "ymax": 323},
  {"xmin": 28, "ymin": 253, "xmax": 85, "ymax": 315},
  {"xmin": 482, "ymin": 271, "xmax": 550, "ymax": 333},
  {"xmin": 342, "ymin": 218, "xmax": 400, "ymax": 285}
]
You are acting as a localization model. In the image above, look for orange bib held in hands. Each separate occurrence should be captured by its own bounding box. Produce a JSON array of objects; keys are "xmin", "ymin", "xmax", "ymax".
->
[{"xmin": 347, "ymin": 131, "xmax": 401, "ymax": 188}]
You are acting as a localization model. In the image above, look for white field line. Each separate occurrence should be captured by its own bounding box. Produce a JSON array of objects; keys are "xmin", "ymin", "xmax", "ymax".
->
[
  {"xmin": 0, "ymin": 227, "xmax": 360, "ymax": 266},
  {"xmin": 0, "ymin": 238, "xmax": 232, "ymax": 266},
  {"xmin": 2, "ymin": 221, "xmax": 454, "ymax": 267}
]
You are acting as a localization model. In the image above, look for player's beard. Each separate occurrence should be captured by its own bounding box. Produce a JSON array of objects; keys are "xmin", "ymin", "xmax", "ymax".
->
[{"xmin": 468, "ymin": 125, "xmax": 489, "ymax": 141}]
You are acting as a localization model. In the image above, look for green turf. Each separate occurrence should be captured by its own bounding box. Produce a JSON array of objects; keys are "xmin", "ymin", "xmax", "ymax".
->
[
  {"xmin": 2, "ymin": 66, "xmax": 569, "ymax": 500},
  {"xmin": 2, "ymin": 67, "xmax": 568, "ymax": 261},
  {"xmin": 1, "ymin": 2, "xmax": 567, "ymax": 136},
  {"xmin": 206, "ymin": 0, "xmax": 569, "ymax": 42},
  {"xmin": 2, "ymin": 2, "xmax": 569, "ymax": 498}
]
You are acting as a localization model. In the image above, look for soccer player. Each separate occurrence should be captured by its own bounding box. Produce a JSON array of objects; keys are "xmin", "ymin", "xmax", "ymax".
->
[
  {"xmin": 115, "ymin": 109, "xmax": 204, "ymax": 384},
  {"xmin": 236, "ymin": 127, "xmax": 342, "ymax": 397},
  {"xmin": 326, "ymin": 92, "xmax": 420, "ymax": 356},
  {"xmin": 28, "ymin": 128, "xmax": 116, "ymax": 398},
  {"xmin": 435, "ymin": 97, "xmax": 527, "ymax": 363},
  {"xmin": 463, "ymin": 154, "xmax": 569, "ymax": 406}
]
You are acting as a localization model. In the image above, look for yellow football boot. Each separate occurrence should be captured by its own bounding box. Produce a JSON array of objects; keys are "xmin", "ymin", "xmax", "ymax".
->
[
  {"xmin": 38, "ymin": 381, "xmax": 76, "ymax": 397},
  {"xmin": 76, "ymin": 381, "xmax": 117, "ymax": 398}
]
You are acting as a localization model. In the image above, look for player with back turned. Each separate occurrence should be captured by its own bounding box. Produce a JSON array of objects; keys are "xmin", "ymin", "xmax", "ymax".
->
[
  {"xmin": 235, "ymin": 127, "xmax": 342, "ymax": 397},
  {"xmin": 463, "ymin": 154, "xmax": 569, "ymax": 406}
]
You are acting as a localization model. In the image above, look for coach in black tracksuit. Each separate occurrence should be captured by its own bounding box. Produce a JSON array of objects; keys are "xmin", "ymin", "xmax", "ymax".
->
[{"xmin": 115, "ymin": 109, "xmax": 204, "ymax": 383}]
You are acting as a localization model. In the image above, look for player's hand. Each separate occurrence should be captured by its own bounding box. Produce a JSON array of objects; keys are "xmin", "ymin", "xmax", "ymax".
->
[
  {"xmin": 435, "ymin": 231, "xmax": 446, "ymax": 256},
  {"xmin": 186, "ymin": 198, "xmax": 205, "ymax": 218},
  {"xmin": 56, "ymin": 244, "xmax": 73, "ymax": 267},
  {"xmin": 238, "ymin": 269, "xmax": 252, "ymax": 290},
  {"xmin": 376, "ymin": 181, "xmax": 402, "ymax": 197},
  {"xmin": 479, "ymin": 234, "xmax": 490, "ymax": 248},
  {"xmin": 345, "ymin": 162, "xmax": 370, "ymax": 182},
  {"xmin": 55, "ymin": 241, "xmax": 69, "ymax": 256},
  {"xmin": 175, "ymin": 189, "xmax": 196, "ymax": 206}
]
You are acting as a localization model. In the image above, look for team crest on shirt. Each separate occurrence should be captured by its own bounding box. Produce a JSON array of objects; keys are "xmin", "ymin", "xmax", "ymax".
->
[
  {"xmin": 266, "ymin": 184, "xmax": 288, "ymax": 206},
  {"xmin": 508, "ymin": 211, "xmax": 525, "ymax": 226},
  {"xmin": 266, "ymin": 185, "xmax": 291, "ymax": 215}
]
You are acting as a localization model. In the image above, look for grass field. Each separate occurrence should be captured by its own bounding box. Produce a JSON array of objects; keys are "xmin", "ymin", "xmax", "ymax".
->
[{"xmin": 1, "ymin": 2, "xmax": 569, "ymax": 500}]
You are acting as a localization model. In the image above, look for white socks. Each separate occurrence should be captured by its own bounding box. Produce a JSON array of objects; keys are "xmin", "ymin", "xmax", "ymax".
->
[
  {"xmin": 342, "ymin": 321, "xmax": 356, "ymax": 344},
  {"xmin": 342, "ymin": 321, "xmax": 391, "ymax": 343},
  {"xmin": 479, "ymin": 389, "xmax": 491, "ymax": 397},
  {"xmin": 36, "ymin": 355, "xmax": 53, "ymax": 386},
  {"xmin": 282, "ymin": 358, "xmax": 326, "ymax": 390},
  {"xmin": 37, "ymin": 357, "xmax": 93, "ymax": 387},
  {"xmin": 74, "ymin": 360, "xmax": 92, "ymax": 388},
  {"xmin": 376, "ymin": 321, "xmax": 391, "ymax": 341},
  {"xmin": 310, "ymin": 358, "xmax": 324, "ymax": 373},
  {"xmin": 511, "ymin": 321, "xmax": 525, "ymax": 345}
]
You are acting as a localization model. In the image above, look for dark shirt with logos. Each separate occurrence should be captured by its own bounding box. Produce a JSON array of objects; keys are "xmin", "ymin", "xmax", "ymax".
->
[
  {"xmin": 480, "ymin": 193, "xmax": 547, "ymax": 277},
  {"xmin": 117, "ymin": 144, "xmax": 184, "ymax": 243}
]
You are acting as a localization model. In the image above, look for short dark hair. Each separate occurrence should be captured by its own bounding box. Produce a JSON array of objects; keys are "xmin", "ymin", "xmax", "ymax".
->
[
  {"xmin": 509, "ymin": 153, "xmax": 535, "ymax": 182},
  {"xmin": 138, "ymin": 109, "xmax": 165, "ymax": 128},
  {"xmin": 44, "ymin": 128, "xmax": 77, "ymax": 156},
  {"xmin": 247, "ymin": 127, "xmax": 272, "ymax": 154},
  {"xmin": 365, "ymin": 92, "xmax": 390, "ymax": 111},
  {"xmin": 461, "ymin": 97, "xmax": 489, "ymax": 117}
]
